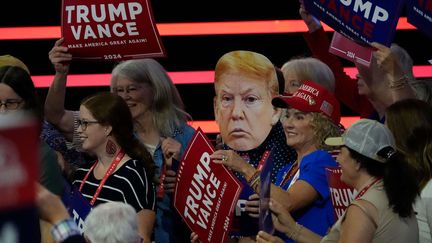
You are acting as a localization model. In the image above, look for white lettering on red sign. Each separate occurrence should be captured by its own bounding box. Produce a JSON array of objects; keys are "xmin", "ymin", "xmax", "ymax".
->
[
  {"xmin": 183, "ymin": 152, "xmax": 221, "ymax": 230},
  {"xmin": 65, "ymin": 2, "xmax": 142, "ymax": 40}
]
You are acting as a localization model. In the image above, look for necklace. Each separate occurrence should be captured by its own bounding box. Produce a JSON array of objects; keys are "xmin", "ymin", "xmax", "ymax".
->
[
  {"xmin": 280, "ymin": 160, "xmax": 299, "ymax": 187},
  {"xmin": 355, "ymin": 177, "xmax": 382, "ymax": 200}
]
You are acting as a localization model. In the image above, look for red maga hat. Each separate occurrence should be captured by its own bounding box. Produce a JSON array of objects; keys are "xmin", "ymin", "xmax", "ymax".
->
[{"xmin": 272, "ymin": 80, "xmax": 340, "ymax": 124}]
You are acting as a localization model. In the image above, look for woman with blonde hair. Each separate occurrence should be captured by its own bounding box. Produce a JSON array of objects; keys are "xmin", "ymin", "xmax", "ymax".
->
[
  {"xmin": 257, "ymin": 119, "xmax": 419, "ymax": 243},
  {"xmin": 213, "ymin": 80, "xmax": 341, "ymax": 242}
]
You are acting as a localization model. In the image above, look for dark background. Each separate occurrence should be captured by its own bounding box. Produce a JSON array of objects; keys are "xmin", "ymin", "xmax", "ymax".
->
[{"xmin": 1, "ymin": 0, "xmax": 431, "ymax": 122}]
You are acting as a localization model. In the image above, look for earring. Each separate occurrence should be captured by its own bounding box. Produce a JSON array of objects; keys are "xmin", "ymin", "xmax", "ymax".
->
[{"xmin": 106, "ymin": 139, "xmax": 117, "ymax": 156}]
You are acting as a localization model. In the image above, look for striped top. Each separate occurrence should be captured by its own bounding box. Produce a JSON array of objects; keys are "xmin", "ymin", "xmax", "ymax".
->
[{"xmin": 72, "ymin": 159, "xmax": 156, "ymax": 212}]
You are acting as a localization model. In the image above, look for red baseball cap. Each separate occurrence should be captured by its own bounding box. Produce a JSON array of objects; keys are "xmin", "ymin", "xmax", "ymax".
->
[{"xmin": 272, "ymin": 80, "xmax": 340, "ymax": 124}]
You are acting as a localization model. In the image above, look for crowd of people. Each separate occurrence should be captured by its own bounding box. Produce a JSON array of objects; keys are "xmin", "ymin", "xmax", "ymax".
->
[{"xmin": 1, "ymin": 3, "xmax": 432, "ymax": 243}]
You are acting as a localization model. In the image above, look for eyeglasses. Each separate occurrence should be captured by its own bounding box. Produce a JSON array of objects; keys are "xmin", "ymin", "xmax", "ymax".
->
[
  {"xmin": 0, "ymin": 99, "xmax": 23, "ymax": 110},
  {"xmin": 77, "ymin": 120, "xmax": 100, "ymax": 130}
]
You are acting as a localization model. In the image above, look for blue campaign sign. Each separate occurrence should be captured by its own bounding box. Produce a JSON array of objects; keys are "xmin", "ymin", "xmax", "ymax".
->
[
  {"xmin": 62, "ymin": 181, "xmax": 92, "ymax": 234},
  {"xmin": 406, "ymin": 0, "xmax": 432, "ymax": 38},
  {"xmin": 303, "ymin": 0, "xmax": 405, "ymax": 46},
  {"xmin": 259, "ymin": 149, "xmax": 275, "ymax": 235}
]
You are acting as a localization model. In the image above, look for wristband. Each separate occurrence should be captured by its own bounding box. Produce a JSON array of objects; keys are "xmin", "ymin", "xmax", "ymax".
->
[{"xmin": 51, "ymin": 218, "xmax": 81, "ymax": 242}]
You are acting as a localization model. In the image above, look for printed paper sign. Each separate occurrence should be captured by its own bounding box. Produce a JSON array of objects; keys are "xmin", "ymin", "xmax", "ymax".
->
[
  {"xmin": 0, "ymin": 113, "xmax": 38, "ymax": 210},
  {"xmin": 174, "ymin": 128, "xmax": 243, "ymax": 243},
  {"xmin": 329, "ymin": 31, "xmax": 374, "ymax": 67},
  {"xmin": 61, "ymin": 0, "xmax": 166, "ymax": 61},
  {"xmin": 303, "ymin": 0, "xmax": 405, "ymax": 46},
  {"xmin": 325, "ymin": 166, "xmax": 356, "ymax": 220},
  {"xmin": 406, "ymin": 0, "xmax": 432, "ymax": 39}
]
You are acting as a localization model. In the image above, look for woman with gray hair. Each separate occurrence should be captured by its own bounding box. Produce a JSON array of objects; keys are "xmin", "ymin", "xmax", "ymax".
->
[
  {"xmin": 46, "ymin": 39, "xmax": 196, "ymax": 243},
  {"xmin": 84, "ymin": 202, "xmax": 141, "ymax": 243},
  {"xmin": 281, "ymin": 57, "xmax": 335, "ymax": 95}
]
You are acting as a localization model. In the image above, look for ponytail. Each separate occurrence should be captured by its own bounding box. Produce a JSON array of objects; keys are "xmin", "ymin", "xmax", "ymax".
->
[{"xmin": 348, "ymin": 147, "xmax": 419, "ymax": 217}]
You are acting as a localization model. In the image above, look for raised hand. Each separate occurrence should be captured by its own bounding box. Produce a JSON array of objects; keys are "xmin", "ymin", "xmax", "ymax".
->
[{"xmin": 48, "ymin": 38, "xmax": 72, "ymax": 74}]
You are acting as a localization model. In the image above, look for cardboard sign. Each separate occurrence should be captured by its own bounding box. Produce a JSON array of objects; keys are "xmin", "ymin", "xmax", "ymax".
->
[
  {"xmin": 61, "ymin": 0, "xmax": 166, "ymax": 60},
  {"xmin": 303, "ymin": 0, "xmax": 405, "ymax": 46},
  {"xmin": 174, "ymin": 128, "xmax": 243, "ymax": 243},
  {"xmin": 325, "ymin": 166, "xmax": 356, "ymax": 220},
  {"xmin": 329, "ymin": 31, "xmax": 374, "ymax": 67},
  {"xmin": 406, "ymin": 0, "xmax": 432, "ymax": 39},
  {"xmin": 259, "ymin": 150, "xmax": 274, "ymax": 235},
  {"xmin": 0, "ymin": 112, "xmax": 38, "ymax": 210}
]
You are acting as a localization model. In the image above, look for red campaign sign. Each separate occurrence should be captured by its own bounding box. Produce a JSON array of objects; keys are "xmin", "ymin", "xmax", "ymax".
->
[
  {"xmin": 325, "ymin": 166, "xmax": 356, "ymax": 220},
  {"xmin": 174, "ymin": 128, "xmax": 243, "ymax": 243},
  {"xmin": 61, "ymin": 0, "xmax": 166, "ymax": 61},
  {"xmin": 329, "ymin": 32, "xmax": 374, "ymax": 67},
  {"xmin": 0, "ymin": 113, "xmax": 39, "ymax": 211}
]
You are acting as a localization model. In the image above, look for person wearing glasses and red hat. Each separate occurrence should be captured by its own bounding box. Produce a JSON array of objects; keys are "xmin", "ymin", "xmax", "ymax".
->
[{"xmin": 213, "ymin": 80, "xmax": 342, "ymax": 242}]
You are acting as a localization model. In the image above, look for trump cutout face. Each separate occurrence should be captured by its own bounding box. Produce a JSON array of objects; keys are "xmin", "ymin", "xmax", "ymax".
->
[{"xmin": 214, "ymin": 71, "xmax": 279, "ymax": 151}]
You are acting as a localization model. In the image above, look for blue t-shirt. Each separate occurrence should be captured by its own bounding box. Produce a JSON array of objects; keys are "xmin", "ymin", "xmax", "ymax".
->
[{"xmin": 275, "ymin": 150, "xmax": 336, "ymax": 243}]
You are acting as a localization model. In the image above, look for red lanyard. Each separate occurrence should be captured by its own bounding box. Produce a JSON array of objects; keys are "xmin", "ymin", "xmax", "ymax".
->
[
  {"xmin": 157, "ymin": 165, "xmax": 166, "ymax": 199},
  {"xmin": 79, "ymin": 149, "xmax": 125, "ymax": 205},
  {"xmin": 280, "ymin": 161, "xmax": 299, "ymax": 187},
  {"xmin": 257, "ymin": 150, "xmax": 270, "ymax": 171},
  {"xmin": 355, "ymin": 177, "xmax": 381, "ymax": 200}
]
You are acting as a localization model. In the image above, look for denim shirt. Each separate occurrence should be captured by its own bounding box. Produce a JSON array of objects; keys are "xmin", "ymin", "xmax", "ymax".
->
[{"xmin": 154, "ymin": 123, "xmax": 195, "ymax": 243}]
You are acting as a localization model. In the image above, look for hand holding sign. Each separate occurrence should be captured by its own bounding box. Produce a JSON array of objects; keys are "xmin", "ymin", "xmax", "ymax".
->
[
  {"xmin": 370, "ymin": 42, "xmax": 405, "ymax": 79},
  {"xmin": 268, "ymin": 199, "xmax": 298, "ymax": 239},
  {"xmin": 256, "ymin": 199, "xmax": 298, "ymax": 243},
  {"xmin": 48, "ymin": 38, "xmax": 72, "ymax": 74},
  {"xmin": 36, "ymin": 183, "xmax": 69, "ymax": 225},
  {"xmin": 211, "ymin": 150, "xmax": 257, "ymax": 180},
  {"xmin": 174, "ymin": 128, "xmax": 242, "ymax": 243},
  {"xmin": 163, "ymin": 169, "xmax": 177, "ymax": 194},
  {"xmin": 299, "ymin": 0, "xmax": 322, "ymax": 33},
  {"xmin": 256, "ymin": 230, "xmax": 285, "ymax": 243},
  {"xmin": 161, "ymin": 137, "xmax": 182, "ymax": 161},
  {"xmin": 246, "ymin": 194, "xmax": 260, "ymax": 218}
]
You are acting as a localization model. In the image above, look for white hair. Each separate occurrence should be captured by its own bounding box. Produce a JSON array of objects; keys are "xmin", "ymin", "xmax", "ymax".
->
[
  {"xmin": 281, "ymin": 57, "xmax": 335, "ymax": 93},
  {"xmin": 84, "ymin": 202, "xmax": 140, "ymax": 243}
]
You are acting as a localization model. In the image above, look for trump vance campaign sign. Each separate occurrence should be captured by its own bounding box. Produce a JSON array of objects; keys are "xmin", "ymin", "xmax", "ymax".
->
[
  {"xmin": 406, "ymin": 0, "xmax": 432, "ymax": 38},
  {"xmin": 174, "ymin": 128, "xmax": 242, "ymax": 243},
  {"xmin": 61, "ymin": 0, "xmax": 165, "ymax": 60},
  {"xmin": 303, "ymin": 0, "xmax": 405, "ymax": 46}
]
